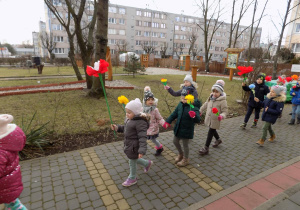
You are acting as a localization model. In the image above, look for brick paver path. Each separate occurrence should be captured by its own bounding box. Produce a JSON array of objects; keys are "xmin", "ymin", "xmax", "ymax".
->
[{"xmin": 17, "ymin": 104, "xmax": 299, "ymax": 209}]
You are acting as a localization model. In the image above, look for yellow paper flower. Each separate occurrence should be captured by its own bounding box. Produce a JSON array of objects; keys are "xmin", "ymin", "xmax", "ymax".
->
[
  {"xmin": 185, "ymin": 94, "xmax": 194, "ymax": 104},
  {"xmin": 161, "ymin": 78, "xmax": 167, "ymax": 83},
  {"xmin": 118, "ymin": 95, "xmax": 129, "ymax": 105}
]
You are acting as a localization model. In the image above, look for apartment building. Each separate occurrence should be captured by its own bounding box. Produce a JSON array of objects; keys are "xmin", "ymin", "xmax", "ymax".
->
[
  {"xmin": 285, "ymin": 0, "xmax": 300, "ymax": 56},
  {"xmin": 42, "ymin": 2, "xmax": 261, "ymax": 61}
]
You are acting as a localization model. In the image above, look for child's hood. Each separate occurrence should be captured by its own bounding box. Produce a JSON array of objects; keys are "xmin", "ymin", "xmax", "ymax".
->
[
  {"xmin": 133, "ymin": 113, "xmax": 151, "ymax": 122},
  {"xmin": 0, "ymin": 124, "xmax": 26, "ymax": 152},
  {"xmin": 266, "ymin": 93, "xmax": 286, "ymax": 102}
]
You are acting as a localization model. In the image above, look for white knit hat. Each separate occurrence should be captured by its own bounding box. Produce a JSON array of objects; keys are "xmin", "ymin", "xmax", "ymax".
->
[
  {"xmin": 125, "ymin": 98, "xmax": 143, "ymax": 115},
  {"xmin": 184, "ymin": 75, "xmax": 193, "ymax": 83},
  {"xmin": 212, "ymin": 80, "xmax": 225, "ymax": 94},
  {"xmin": 271, "ymin": 85, "xmax": 285, "ymax": 96}
]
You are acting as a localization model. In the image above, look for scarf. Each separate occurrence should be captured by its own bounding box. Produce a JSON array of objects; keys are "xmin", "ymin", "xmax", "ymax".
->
[{"xmin": 143, "ymin": 105, "xmax": 156, "ymax": 113}]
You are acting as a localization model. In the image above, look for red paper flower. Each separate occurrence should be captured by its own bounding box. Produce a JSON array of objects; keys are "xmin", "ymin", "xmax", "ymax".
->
[
  {"xmin": 286, "ymin": 77, "xmax": 292, "ymax": 82},
  {"xmin": 188, "ymin": 111, "xmax": 196, "ymax": 118},
  {"xmin": 265, "ymin": 76, "xmax": 272, "ymax": 82},
  {"xmin": 293, "ymin": 85, "xmax": 296, "ymax": 89},
  {"xmin": 237, "ymin": 66, "xmax": 253, "ymax": 76},
  {"xmin": 212, "ymin": 107, "xmax": 219, "ymax": 114},
  {"xmin": 86, "ymin": 59, "xmax": 109, "ymax": 77},
  {"xmin": 278, "ymin": 76, "xmax": 286, "ymax": 84}
]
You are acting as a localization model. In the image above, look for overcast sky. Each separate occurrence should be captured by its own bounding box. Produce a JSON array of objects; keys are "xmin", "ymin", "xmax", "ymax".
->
[{"xmin": 0, "ymin": 0, "xmax": 292, "ymax": 44}]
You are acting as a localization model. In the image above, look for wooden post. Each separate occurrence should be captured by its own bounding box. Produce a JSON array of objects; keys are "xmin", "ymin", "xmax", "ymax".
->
[
  {"xmin": 185, "ymin": 55, "xmax": 190, "ymax": 71},
  {"xmin": 229, "ymin": 69, "xmax": 234, "ymax": 81},
  {"xmin": 106, "ymin": 46, "xmax": 113, "ymax": 81},
  {"xmin": 192, "ymin": 66, "xmax": 197, "ymax": 82}
]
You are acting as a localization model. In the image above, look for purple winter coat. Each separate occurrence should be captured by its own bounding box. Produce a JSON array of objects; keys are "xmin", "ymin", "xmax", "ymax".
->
[{"xmin": 0, "ymin": 124, "xmax": 26, "ymax": 204}]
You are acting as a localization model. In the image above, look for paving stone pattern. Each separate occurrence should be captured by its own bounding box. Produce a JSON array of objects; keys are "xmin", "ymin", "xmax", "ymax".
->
[{"xmin": 18, "ymin": 104, "xmax": 300, "ymax": 209}]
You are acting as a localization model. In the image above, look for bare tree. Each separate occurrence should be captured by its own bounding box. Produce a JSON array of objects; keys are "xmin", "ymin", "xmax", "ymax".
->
[
  {"xmin": 160, "ymin": 42, "xmax": 168, "ymax": 58},
  {"xmin": 271, "ymin": 0, "xmax": 300, "ymax": 78},
  {"xmin": 39, "ymin": 31, "xmax": 56, "ymax": 64},
  {"xmin": 247, "ymin": 0, "xmax": 269, "ymax": 65},
  {"xmin": 44, "ymin": 0, "xmax": 83, "ymax": 81},
  {"xmin": 141, "ymin": 41, "xmax": 155, "ymax": 54},
  {"xmin": 87, "ymin": 0, "xmax": 108, "ymax": 98},
  {"xmin": 196, "ymin": 0, "xmax": 224, "ymax": 72},
  {"xmin": 188, "ymin": 31, "xmax": 198, "ymax": 55},
  {"xmin": 116, "ymin": 40, "xmax": 129, "ymax": 52}
]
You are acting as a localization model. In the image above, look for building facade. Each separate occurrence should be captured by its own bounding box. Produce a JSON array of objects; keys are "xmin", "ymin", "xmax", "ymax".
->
[{"xmin": 42, "ymin": 2, "xmax": 261, "ymax": 61}]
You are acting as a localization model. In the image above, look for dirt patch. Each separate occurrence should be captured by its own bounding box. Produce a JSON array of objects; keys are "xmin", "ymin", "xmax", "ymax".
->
[{"xmin": 20, "ymin": 127, "xmax": 174, "ymax": 160}]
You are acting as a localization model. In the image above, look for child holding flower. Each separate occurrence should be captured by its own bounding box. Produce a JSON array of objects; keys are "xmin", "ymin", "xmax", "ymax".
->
[
  {"xmin": 163, "ymin": 87, "xmax": 201, "ymax": 166},
  {"xmin": 199, "ymin": 80, "xmax": 228, "ymax": 155},
  {"xmin": 143, "ymin": 86, "xmax": 166, "ymax": 156},
  {"xmin": 164, "ymin": 75, "xmax": 199, "ymax": 98}
]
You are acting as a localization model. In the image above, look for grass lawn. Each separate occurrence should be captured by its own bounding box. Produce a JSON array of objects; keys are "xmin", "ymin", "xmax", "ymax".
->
[
  {"xmin": 0, "ymin": 73, "xmax": 244, "ymax": 136},
  {"xmin": 0, "ymin": 65, "xmax": 126, "ymax": 78}
]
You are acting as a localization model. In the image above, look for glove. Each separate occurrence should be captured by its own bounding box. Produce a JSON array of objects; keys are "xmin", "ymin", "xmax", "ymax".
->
[
  {"xmin": 164, "ymin": 85, "xmax": 170, "ymax": 90},
  {"xmin": 189, "ymin": 111, "xmax": 196, "ymax": 118},
  {"xmin": 217, "ymin": 115, "xmax": 223, "ymax": 121},
  {"xmin": 163, "ymin": 122, "xmax": 170, "ymax": 129}
]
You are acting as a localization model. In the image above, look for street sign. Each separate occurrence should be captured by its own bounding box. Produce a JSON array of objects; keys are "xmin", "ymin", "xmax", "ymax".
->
[{"xmin": 291, "ymin": 64, "xmax": 300, "ymax": 72}]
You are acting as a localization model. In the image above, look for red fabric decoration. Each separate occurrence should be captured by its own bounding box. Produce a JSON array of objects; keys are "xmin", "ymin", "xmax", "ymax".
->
[
  {"xmin": 278, "ymin": 76, "xmax": 286, "ymax": 84},
  {"xmin": 188, "ymin": 111, "xmax": 196, "ymax": 118},
  {"xmin": 237, "ymin": 66, "xmax": 254, "ymax": 76},
  {"xmin": 86, "ymin": 59, "xmax": 109, "ymax": 77},
  {"xmin": 286, "ymin": 77, "xmax": 292, "ymax": 82},
  {"xmin": 212, "ymin": 107, "xmax": 219, "ymax": 114},
  {"xmin": 293, "ymin": 85, "xmax": 297, "ymax": 89},
  {"xmin": 265, "ymin": 76, "xmax": 272, "ymax": 82}
]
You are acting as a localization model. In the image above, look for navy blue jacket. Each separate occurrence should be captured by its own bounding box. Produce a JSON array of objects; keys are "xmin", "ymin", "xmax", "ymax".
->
[
  {"xmin": 260, "ymin": 93, "xmax": 286, "ymax": 124},
  {"xmin": 243, "ymin": 82, "xmax": 269, "ymax": 108},
  {"xmin": 290, "ymin": 83, "xmax": 300, "ymax": 105}
]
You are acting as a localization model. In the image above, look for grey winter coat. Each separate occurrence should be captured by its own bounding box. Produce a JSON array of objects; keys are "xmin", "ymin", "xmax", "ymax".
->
[
  {"xmin": 200, "ymin": 93, "xmax": 228, "ymax": 129},
  {"xmin": 117, "ymin": 114, "xmax": 149, "ymax": 159}
]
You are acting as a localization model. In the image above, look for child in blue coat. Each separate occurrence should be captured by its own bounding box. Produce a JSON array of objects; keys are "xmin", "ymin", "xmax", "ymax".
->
[
  {"xmin": 255, "ymin": 85, "xmax": 286, "ymax": 146},
  {"xmin": 288, "ymin": 77, "xmax": 300, "ymax": 125}
]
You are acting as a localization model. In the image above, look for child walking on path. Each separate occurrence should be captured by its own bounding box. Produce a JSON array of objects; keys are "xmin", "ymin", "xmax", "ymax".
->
[
  {"xmin": 163, "ymin": 87, "xmax": 201, "ymax": 167},
  {"xmin": 111, "ymin": 98, "xmax": 153, "ymax": 187},
  {"xmin": 199, "ymin": 80, "xmax": 228, "ymax": 155},
  {"xmin": 0, "ymin": 114, "xmax": 27, "ymax": 210},
  {"xmin": 164, "ymin": 74, "xmax": 199, "ymax": 98},
  {"xmin": 143, "ymin": 86, "xmax": 166, "ymax": 156},
  {"xmin": 255, "ymin": 85, "xmax": 286, "ymax": 146},
  {"xmin": 240, "ymin": 74, "xmax": 269, "ymax": 128},
  {"xmin": 288, "ymin": 77, "xmax": 300, "ymax": 125}
]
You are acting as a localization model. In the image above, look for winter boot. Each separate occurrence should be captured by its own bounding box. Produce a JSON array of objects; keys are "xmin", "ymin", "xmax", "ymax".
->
[
  {"xmin": 240, "ymin": 122, "xmax": 247, "ymax": 129},
  {"xmin": 256, "ymin": 139, "xmax": 265, "ymax": 146},
  {"xmin": 212, "ymin": 139, "xmax": 222, "ymax": 148},
  {"xmin": 177, "ymin": 157, "xmax": 189, "ymax": 167},
  {"xmin": 199, "ymin": 146, "xmax": 209, "ymax": 155},
  {"xmin": 297, "ymin": 118, "xmax": 300, "ymax": 124},
  {"xmin": 175, "ymin": 153, "xmax": 183, "ymax": 164},
  {"xmin": 288, "ymin": 119, "xmax": 295, "ymax": 125},
  {"xmin": 251, "ymin": 120, "xmax": 257, "ymax": 128},
  {"xmin": 268, "ymin": 135, "xmax": 276, "ymax": 142},
  {"xmin": 154, "ymin": 145, "xmax": 164, "ymax": 156}
]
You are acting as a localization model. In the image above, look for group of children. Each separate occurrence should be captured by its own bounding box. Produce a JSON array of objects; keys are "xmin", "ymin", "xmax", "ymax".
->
[{"xmin": 111, "ymin": 73, "xmax": 300, "ymax": 187}]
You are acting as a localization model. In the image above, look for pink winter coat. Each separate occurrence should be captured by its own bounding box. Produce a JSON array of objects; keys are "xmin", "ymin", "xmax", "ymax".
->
[
  {"xmin": 0, "ymin": 124, "xmax": 26, "ymax": 204},
  {"xmin": 147, "ymin": 108, "xmax": 165, "ymax": 136}
]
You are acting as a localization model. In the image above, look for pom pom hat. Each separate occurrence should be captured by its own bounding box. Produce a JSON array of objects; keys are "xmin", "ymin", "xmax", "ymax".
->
[
  {"xmin": 271, "ymin": 85, "xmax": 285, "ymax": 96},
  {"xmin": 125, "ymin": 98, "xmax": 143, "ymax": 115},
  {"xmin": 212, "ymin": 80, "xmax": 225, "ymax": 94},
  {"xmin": 184, "ymin": 75, "xmax": 193, "ymax": 83},
  {"xmin": 144, "ymin": 86, "xmax": 154, "ymax": 102}
]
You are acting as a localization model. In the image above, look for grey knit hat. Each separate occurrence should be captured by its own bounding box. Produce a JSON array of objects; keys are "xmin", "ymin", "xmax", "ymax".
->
[
  {"xmin": 212, "ymin": 80, "xmax": 225, "ymax": 94},
  {"xmin": 271, "ymin": 85, "xmax": 285, "ymax": 96},
  {"xmin": 184, "ymin": 75, "xmax": 193, "ymax": 83}
]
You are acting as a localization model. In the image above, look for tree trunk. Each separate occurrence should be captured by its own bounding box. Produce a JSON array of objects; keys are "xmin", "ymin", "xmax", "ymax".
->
[
  {"xmin": 68, "ymin": 35, "xmax": 83, "ymax": 81},
  {"xmin": 88, "ymin": 0, "xmax": 108, "ymax": 98}
]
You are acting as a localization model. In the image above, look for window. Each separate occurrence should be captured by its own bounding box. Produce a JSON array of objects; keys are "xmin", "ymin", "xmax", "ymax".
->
[
  {"xmin": 181, "ymin": 26, "xmax": 186, "ymax": 31},
  {"xmin": 136, "ymin": 10, "xmax": 142, "ymax": 16},
  {"xmin": 182, "ymin": 17, "xmax": 187, "ymax": 22},
  {"xmin": 154, "ymin": 13, "xmax": 160, "ymax": 18},
  {"xmin": 87, "ymin": 4, "xmax": 94, "ymax": 10},
  {"xmin": 119, "ymin": 30, "xmax": 125, "ymax": 35},
  {"xmin": 175, "ymin": 25, "xmax": 179, "ymax": 30},
  {"xmin": 180, "ymin": 35, "xmax": 186, "ymax": 40},
  {"xmin": 119, "ymin": 19, "xmax": 125, "ymax": 24},
  {"xmin": 144, "ymin": 11, "xmax": 151, "ymax": 17},
  {"xmin": 188, "ymin": 18, "xmax": 194, "ymax": 23},
  {"xmin": 109, "ymin": 7, "xmax": 117, "ymax": 13},
  {"xmin": 144, "ymin": 21, "xmax": 151, "ymax": 27},
  {"xmin": 296, "ymin": 24, "xmax": 300, "ymax": 32},
  {"xmin": 54, "ymin": 48, "xmax": 64, "ymax": 54},
  {"xmin": 111, "ymin": 49, "xmax": 116, "ymax": 55},
  {"xmin": 119, "ymin": 8, "xmax": 125, "ymax": 14},
  {"xmin": 174, "ymin": 35, "xmax": 179, "ymax": 39},
  {"xmin": 195, "ymin": 19, "xmax": 200, "ymax": 24},
  {"xmin": 52, "ymin": 24, "xmax": 63, "ymax": 30},
  {"xmin": 136, "ymin": 20, "xmax": 142, "ymax": 26},
  {"xmin": 108, "ymin": 39, "xmax": 116, "ymax": 44},
  {"xmin": 136, "ymin": 30, "xmax": 142, "ymax": 36},
  {"xmin": 216, "ymin": 32, "xmax": 221, "ymax": 36},
  {"xmin": 180, "ymin": 43, "xmax": 185, "ymax": 48},
  {"xmin": 136, "ymin": 40, "xmax": 142, "ymax": 46},
  {"xmin": 152, "ymin": 41, "xmax": 158, "ymax": 46},
  {"xmin": 215, "ymin": 47, "xmax": 220, "ymax": 51},
  {"xmin": 161, "ymin": 23, "xmax": 166, "ymax": 28},
  {"xmin": 175, "ymin": 17, "xmax": 180, "ymax": 22},
  {"xmin": 221, "ymin": 47, "xmax": 224, "ymax": 51},
  {"xmin": 118, "ymin": 40, "xmax": 125, "ymax": 45},
  {"xmin": 161, "ymin": 14, "xmax": 166, "ymax": 19},
  {"xmin": 53, "ymin": 0, "xmax": 62, "ymax": 6},
  {"xmin": 144, "ymin": 31, "xmax": 151, "ymax": 37},
  {"xmin": 210, "ymin": 45, "xmax": 214, "ymax": 50},
  {"xmin": 216, "ymin": 39, "xmax": 220, "ymax": 44},
  {"xmin": 108, "ymin": 18, "xmax": 116, "ymax": 24},
  {"xmin": 54, "ymin": 36, "xmax": 63, "ymax": 42},
  {"xmin": 160, "ymin": 33, "xmax": 166, "ymax": 38},
  {"xmin": 152, "ymin": 32, "xmax": 158, "ymax": 37},
  {"xmin": 152, "ymin": 22, "xmax": 159, "ymax": 28},
  {"xmin": 108, "ymin": 29, "xmax": 117, "ymax": 34}
]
